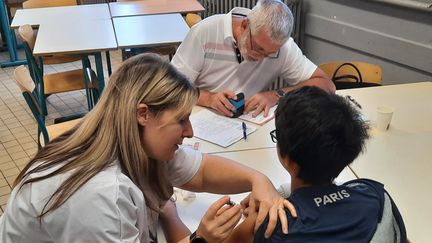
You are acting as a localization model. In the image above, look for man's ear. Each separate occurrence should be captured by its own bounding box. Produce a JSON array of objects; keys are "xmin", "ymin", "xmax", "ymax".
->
[
  {"xmin": 137, "ymin": 103, "xmax": 150, "ymax": 126},
  {"xmin": 241, "ymin": 18, "xmax": 248, "ymax": 30}
]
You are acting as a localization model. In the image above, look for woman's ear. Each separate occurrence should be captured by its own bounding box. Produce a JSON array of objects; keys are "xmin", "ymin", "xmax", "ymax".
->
[{"xmin": 137, "ymin": 103, "xmax": 150, "ymax": 126}]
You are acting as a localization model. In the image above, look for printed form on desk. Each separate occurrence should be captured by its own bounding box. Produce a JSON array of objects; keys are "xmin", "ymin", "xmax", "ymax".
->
[
  {"xmin": 190, "ymin": 109, "xmax": 257, "ymax": 148},
  {"xmin": 239, "ymin": 105, "xmax": 277, "ymax": 125}
]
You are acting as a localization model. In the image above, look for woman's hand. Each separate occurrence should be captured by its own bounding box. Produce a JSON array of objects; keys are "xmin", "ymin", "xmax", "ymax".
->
[
  {"xmin": 196, "ymin": 196, "xmax": 242, "ymax": 242},
  {"xmin": 240, "ymin": 177, "xmax": 297, "ymax": 238}
]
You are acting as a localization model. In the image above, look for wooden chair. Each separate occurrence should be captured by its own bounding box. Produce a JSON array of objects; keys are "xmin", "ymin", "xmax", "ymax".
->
[
  {"xmin": 21, "ymin": 0, "xmax": 84, "ymax": 65},
  {"xmin": 185, "ymin": 13, "xmax": 202, "ymax": 27},
  {"xmin": 14, "ymin": 65, "xmax": 82, "ymax": 148},
  {"xmin": 23, "ymin": 0, "xmax": 77, "ymax": 8},
  {"xmin": 18, "ymin": 24, "xmax": 92, "ymax": 115},
  {"xmin": 319, "ymin": 61, "xmax": 383, "ymax": 85}
]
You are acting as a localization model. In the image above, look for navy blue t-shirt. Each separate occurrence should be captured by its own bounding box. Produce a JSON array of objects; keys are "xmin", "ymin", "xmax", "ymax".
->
[{"xmin": 253, "ymin": 179, "xmax": 386, "ymax": 243}]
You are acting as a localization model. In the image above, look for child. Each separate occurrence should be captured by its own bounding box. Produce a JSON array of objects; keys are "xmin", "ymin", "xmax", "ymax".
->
[{"xmin": 225, "ymin": 86, "xmax": 407, "ymax": 243}]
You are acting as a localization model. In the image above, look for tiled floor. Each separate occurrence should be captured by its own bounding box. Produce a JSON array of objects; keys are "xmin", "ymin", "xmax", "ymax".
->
[{"xmin": 0, "ymin": 49, "xmax": 124, "ymax": 215}]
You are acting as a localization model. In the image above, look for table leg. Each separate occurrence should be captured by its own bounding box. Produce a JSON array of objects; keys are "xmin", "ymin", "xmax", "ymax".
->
[
  {"xmin": 0, "ymin": 0, "xmax": 26, "ymax": 67},
  {"xmin": 105, "ymin": 50, "xmax": 112, "ymax": 76},
  {"xmin": 94, "ymin": 52, "xmax": 105, "ymax": 93}
]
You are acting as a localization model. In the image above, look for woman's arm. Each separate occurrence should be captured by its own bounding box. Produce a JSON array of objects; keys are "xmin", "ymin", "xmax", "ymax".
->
[
  {"xmin": 181, "ymin": 154, "xmax": 296, "ymax": 238},
  {"xmin": 160, "ymin": 200, "xmax": 191, "ymax": 243}
]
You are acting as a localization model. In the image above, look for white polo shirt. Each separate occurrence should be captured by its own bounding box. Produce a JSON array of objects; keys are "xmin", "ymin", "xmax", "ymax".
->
[
  {"xmin": 0, "ymin": 146, "xmax": 202, "ymax": 243},
  {"xmin": 172, "ymin": 7, "xmax": 317, "ymax": 97}
]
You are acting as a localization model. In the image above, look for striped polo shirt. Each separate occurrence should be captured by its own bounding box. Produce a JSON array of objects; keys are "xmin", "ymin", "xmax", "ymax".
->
[{"xmin": 172, "ymin": 7, "xmax": 316, "ymax": 98}]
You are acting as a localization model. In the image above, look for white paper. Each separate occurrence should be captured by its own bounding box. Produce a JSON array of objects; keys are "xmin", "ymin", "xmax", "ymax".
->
[
  {"xmin": 190, "ymin": 109, "xmax": 257, "ymax": 148},
  {"xmin": 239, "ymin": 106, "xmax": 277, "ymax": 125}
]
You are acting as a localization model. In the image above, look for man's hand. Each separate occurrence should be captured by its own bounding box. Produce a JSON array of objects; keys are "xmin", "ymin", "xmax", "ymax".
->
[
  {"xmin": 196, "ymin": 196, "xmax": 242, "ymax": 242},
  {"xmin": 240, "ymin": 178, "xmax": 297, "ymax": 238},
  {"xmin": 206, "ymin": 91, "xmax": 237, "ymax": 117},
  {"xmin": 244, "ymin": 91, "xmax": 279, "ymax": 118}
]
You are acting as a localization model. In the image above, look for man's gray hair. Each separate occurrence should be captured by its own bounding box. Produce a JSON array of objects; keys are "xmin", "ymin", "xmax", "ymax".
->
[{"xmin": 248, "ymin": 0, "xmax": 294, "ymax": 44}]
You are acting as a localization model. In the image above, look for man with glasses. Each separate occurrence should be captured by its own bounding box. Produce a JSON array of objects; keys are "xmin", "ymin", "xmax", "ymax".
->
[{"xmin": 172, "ymin": 0, "xmax": 335, "ymax": 118}]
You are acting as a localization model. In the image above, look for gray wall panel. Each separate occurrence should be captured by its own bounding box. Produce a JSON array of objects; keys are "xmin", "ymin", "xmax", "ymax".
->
[
  {"xmin": 306, "ymin": 36, "xmax": 432, "ymax": 84},
  {"xmin": 302, "ymin": 0, "xmax": 432, "ymax": 85}
]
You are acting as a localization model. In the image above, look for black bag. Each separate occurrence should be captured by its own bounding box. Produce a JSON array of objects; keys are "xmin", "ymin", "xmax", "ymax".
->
[{"xmin": 332, "ymin": 63, "xmax": 381, "ymax": 90}]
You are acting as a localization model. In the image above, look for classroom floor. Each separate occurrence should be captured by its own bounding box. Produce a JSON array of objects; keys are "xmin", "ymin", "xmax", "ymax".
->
[{"xmin": 0, "ymin": 49, "xmax": 124, "ymax": 215}]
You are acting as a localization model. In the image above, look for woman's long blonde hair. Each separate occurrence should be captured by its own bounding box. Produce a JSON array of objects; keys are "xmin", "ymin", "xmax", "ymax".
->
[{"xmin": 14, "ymin": 54, "xmax": 199, "ymax": 219}]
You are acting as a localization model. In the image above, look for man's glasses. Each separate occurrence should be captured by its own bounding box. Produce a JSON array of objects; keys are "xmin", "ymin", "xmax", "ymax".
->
[
  {"xmin": 270, "ymin": 129, "xmax": 277, "ymax": 143},
  {"xmin": 248, "ymin": 20, "xmax": 279, "ymax": 59}
]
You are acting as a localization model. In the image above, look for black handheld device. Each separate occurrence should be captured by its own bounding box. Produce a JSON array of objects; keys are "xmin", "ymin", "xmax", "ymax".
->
[{"xmin": 228, "ymin": 93, "xmax": 245, "ymax": 118}]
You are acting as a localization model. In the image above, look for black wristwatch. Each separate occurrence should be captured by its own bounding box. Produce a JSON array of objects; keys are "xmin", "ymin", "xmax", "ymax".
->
[
  {"xmin": 190, "ymin": 231, "xmax": 207, "ymax": 243},
  {"xmin": 275, "ymin": 89, "xmax": 285, "ymax": 98}
]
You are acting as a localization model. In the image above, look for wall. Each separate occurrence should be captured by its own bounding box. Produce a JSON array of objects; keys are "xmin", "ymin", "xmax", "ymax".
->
[{"xmin": 302, "ymin": 0, "xmax": 432, "ymax": 84}]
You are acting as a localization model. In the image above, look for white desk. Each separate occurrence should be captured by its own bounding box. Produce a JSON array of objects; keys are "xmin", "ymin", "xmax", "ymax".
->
[
  {"xmin": 184, "ymin": 107, "xmax": 276, "ymax": 154},
  {"xmin": 33, "ymin": 19, "xmax": 117, "ymax": 56},
  {"xmin": 11, "ymin": 3, "xmax": 111, "ymax": 28},
  {"xmin": 109, "ymin": 0, "xmax": 204, "ymax": 18},
  {"xmin": 10, "ymin": 4, "xmax": 116, "ymax": 92},
  {"xmin": 33, "ymin": 19, "xmax": 117, "ymax": 91},
  {"xmin": 158, "ymin": 148, "xmax": 357, "ymax": 242},
  {"xmin": 337, "ymin": 82, "xmax": 432, "ymax": 242},
  {"xmin": 352, "ymin": 133, "xmax": 430, "ymax": 243},
  {"xmin": 337, "ymin": 82, "xmax": 432, "ymax": 133},
  {"xmin": 113, "ymin": 13, "xmax": 189, "ymax": 48}
]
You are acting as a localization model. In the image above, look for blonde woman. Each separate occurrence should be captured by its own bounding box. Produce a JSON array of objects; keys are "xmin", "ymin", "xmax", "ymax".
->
[{"xmin": 0, "ymin": 54, "xmax": 293, "ymax": 243}]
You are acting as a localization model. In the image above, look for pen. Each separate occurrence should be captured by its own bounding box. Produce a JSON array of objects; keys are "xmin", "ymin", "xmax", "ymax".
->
[{"xmin": 242, "ymin": 122, "xmax": 247, "ymax": 140}]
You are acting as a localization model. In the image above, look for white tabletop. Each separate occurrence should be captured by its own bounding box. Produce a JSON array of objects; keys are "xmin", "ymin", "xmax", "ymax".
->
[
  {"xmin": 184, "ymin": 106, "xmax": 277, "ymax": 154},
  {"xmin": 159, "ymin": 148, "xmax": 357, "ymax": 242},
  {"xmin": 337, "ymin": 82, "xmax": 432, "ymax": 242},
  {"xmin": 33, "ymin": 19, "xmax": 118, "ymax": 56},
  {"xmin": 11, "ymin": 3, "xmax": 111, "ymax": 28},
  {"xmin": 109, "ymin": 0, "xmax": 204, "ymax": 18},
  {"xmin": 337, "ymin": 82, "xmax": 432, "ymax": 133},
  {"xmin": 113, "ymin": 13, "xmax": 190, "ymax": 48},
  {"xmin": 352, "ymin": 132, "xmax": 430, "ymax": 242}
]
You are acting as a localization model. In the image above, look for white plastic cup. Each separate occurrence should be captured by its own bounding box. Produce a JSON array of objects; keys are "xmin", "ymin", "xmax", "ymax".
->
[{"xmin": 376, "ymin": 106, "xmax": 395, "ymax": 131}]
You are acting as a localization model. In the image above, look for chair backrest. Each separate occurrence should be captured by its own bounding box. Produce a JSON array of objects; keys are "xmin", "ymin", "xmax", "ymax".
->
[
  {"xmin": 23, "ymin": 0, "xmax": 77, "ymax": 9},
  {"xmin": 185, "ymin": 13, "xmax": 202, "ymax": 28},
  {"xmin": 14, "ymin": 65, "xmax": 49, "ymax": 146},
  {"xmin": 18, "ymin": 24, "xmax": 36, "ymax": 50},
  {"xmin": 17, "ymin": 24, "xmax": 44, "ymax": 88},
  {"xmin": 319, "ymin": 61, "xmax": 383, "ymax": 85}
]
